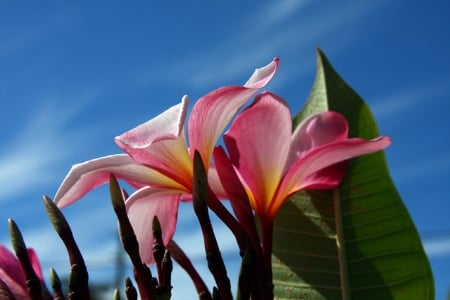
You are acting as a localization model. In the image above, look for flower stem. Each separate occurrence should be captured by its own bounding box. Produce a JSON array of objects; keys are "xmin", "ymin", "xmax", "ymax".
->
[
  {"xmin": 43, "ymin": 196, "xmax": 90, "ymax": 300},
  {"xmin": 333, "ymin": 189, "xmax": 351, "ymax": 300},
  {"xmin": 260, "ymin": 218, "xmax": 274, "ymax": 300},
  {"xmin": 167, "ymin": 241, "xmax": 212, "ymax": 300},
  {"xmin": 109, "ymin": 176, "xmax": 154, "ymax": 300},
  {"xmin": 193, "ymin": 151, "xmax": 232, "ymax": 300}
]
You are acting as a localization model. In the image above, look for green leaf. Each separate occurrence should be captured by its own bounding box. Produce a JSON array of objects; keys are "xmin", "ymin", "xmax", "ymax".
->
[{"xmin": 272, "ymin": 49, "xmax": 434, "ymax": 299}]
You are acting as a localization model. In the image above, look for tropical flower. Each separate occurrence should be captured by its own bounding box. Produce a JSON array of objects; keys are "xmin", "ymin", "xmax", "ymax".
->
[
  {"xmin": 53, "ymin": 58, "xmax": 279, "ymax": 264},
  {"xmin": 0, "ymin": 244, "xmax": 44, "ymax": 300},
  {"xmin": 215, "ymin": 91, "xmax": 391, "ymax": 250}
]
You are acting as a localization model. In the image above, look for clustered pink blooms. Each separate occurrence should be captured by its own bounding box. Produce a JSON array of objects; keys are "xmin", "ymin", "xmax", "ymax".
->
[
  {"xmin": 0, "ymin": 244, "xmax": 44, "ymax": 300},
  {"xmin": 53, "ymin": 58, "xmax": 390, "ymax": 289}
]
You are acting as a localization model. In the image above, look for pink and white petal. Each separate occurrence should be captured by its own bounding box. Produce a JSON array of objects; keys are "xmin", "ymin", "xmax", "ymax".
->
[
  {"xmin": 115, "ymin": 96, "xmax": 188, "ymax": 149},
  {"xmin": 54, "ymin": 154, "xmax": 184, "ymax": 208},
  {"xmin": 286, "ymin": 111, "xmax": 349, "ymax": 169},
  {"xmin": 188, "ymin": 58, "xmax": 279, "ymax": 169},
  {"xmin": 224, "ymin": 92, "xmax": 292, "ymax": 213},
  {"xmin": 244, "ymin": 57, "xmax": 279, "ymax": 88},
  {"xmin": 272, "ymin": 137, "xmax": 391, "ymax": 215},
  {"xmin": 125, "ymin": 187, "xmax": 180, "ymax": 265},
  {"xmin": 115, "ymin": 97, "xmax": 193, "ymax": 185}
]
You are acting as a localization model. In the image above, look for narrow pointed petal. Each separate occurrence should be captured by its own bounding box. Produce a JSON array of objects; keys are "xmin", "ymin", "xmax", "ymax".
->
[
  {"xmin": 54, "ymin": 154, "xmax": 185, "ymax": 208},
  {"xmin": 224, "ymin": 92, "xmax": 291, "ymax": 214},
  {"xmin": 270, "ymin": 137, "xmax": 391, "ymax": 217},
  {"xmin": 286, "ymin": 111, "xmax": 349, "ymax": 168},
  {"xmin": 214, "ymin": 146, "xmax": 260, "ymax": 246},
  {"xmin": 27, "ymin": 249, "xmax": 43, "ymax": 281},
  {"xmin": 125, "ymin": 188, "xmax": 180, "ymax": 265},
  {"xmin": 188, "ymin": 58, "xmax": 279, "ymax": 168},
  {"xmin": 115, "ymin": 97, "xmax": 193, "ymax": 187}
]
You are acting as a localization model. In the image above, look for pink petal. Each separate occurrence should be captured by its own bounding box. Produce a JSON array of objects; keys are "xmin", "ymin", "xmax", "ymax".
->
[
  {"xmin": 224, "ymin": 92, "xmax": 291, "ymax": 215},
  {"xmin": 213, "ymin": 146, "xmax": 259, "ymax": 244},
  {"xmin": 27, "ymin": 248, "xmax": 43, "ymax": 281},
  {"xmin": 188, "ymin": 58, "xmax": 279, "ymax": 169},
  {"xmin": 115, "ymin": 97, "xmax": 193, "ymax": 188},
  {"xmin": 286, "ymin": 111, "xmax": 349, "ymax": 168},
  {"xmin": 0, "ymin": 245, "xmax": 28, "ymax": 299},
  {"xmin": 54, "ymin": 154, "xmax": 185, "ymax": 208},
  {"xmin": 270, "ymin": 137, "xmax": 391, "ymax": 217},
  {"xmin": 125, "ymin": 187, "xmax": 180, "ymax": 265},
  {"xmin": 207, "ymin": 165, "xmax": 227, "ymax": 199}
]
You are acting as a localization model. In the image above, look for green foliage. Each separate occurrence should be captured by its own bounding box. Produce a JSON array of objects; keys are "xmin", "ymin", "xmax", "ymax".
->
[{"xmin": 272, "ymin": 49, "xmax": 434, "ymax": 299}]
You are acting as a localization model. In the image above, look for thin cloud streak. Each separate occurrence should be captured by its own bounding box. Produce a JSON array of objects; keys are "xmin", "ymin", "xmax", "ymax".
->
[
  {"xmin": 138, "ymin": 1, "xmax": 387, "ymax": 91},
  {"xmin": 423, "ymin": 237, "xmax": 450, "ymax": 258},
  {"xmin": 0, "ymin": 92, "xmax": 100, "ymax": 203},
  {"xmin": 371, "ymin": 80, "xmax": 450, "ymax": 119}
]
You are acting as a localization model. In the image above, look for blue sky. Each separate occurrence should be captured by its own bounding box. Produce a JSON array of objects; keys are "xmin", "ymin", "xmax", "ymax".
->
[{"xmin": 1, "ymin": 0, "xmax": 449, "ymax": 299}]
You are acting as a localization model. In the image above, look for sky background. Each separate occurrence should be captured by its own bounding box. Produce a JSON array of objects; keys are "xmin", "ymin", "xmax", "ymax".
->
[{"xmin": 1, "ymin": 0, "xmax": 449, "ymax": 299}]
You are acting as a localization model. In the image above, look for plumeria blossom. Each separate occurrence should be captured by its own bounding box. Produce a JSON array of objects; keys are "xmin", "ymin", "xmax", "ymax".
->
[
  {"xmin": 218, "ymin": 91, "xmax": 391, "ymax": 239},
  {"xmin": 0, "ymin": 244, "xmax": 44, "ymax": 300},
  {"xmin": 54, "ymin": 58, "xmax": 279, "ymax": 264}
]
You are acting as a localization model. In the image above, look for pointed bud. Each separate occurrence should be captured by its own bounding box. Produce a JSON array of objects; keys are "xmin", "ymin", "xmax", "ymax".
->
[
  {"xmin": 192, "ymin": 151, "xmax": 232, "ymax": 300},
  {"xmin": 125, "ymin": 277, "xmax": 137, "ymax": 300},
  {"xmin": 109, "ymin": 175, "xmax": 154, "ymax": 300},
  {"xmin": 50, "ymin": 268, "xmax": 65, "ymax": 300},
  {"xmin": 152, "ymin": 216, "xmax": 164, "ymax": 263},
  {"xmin": 43, "ymin": 196, "xmax": 90, "ymax": 300},
  {"xmin": 113, "ymin": 289, "xmax": 120, "ymax": 300},
  {"xmin": 161, "ymin": 250, "xmax": 172, "ymax": 289},
  {"xmin": 8, "ymin": 219, "xmax": 42, "ymax": 300},
  {"xmin": 109, "ymin": 175, "xmax": 125, "ymax": 209},
  {"xmin": 167, "ymin": 241, "xmax": 212, "ymax": 300}
]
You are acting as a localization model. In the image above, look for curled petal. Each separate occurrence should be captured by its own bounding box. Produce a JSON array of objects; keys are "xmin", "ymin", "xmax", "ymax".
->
[
  {"xmin": 244, "ymin": 57, "xmax": 279, "ymax": 88},
  {"xmin": 116, "ymin": 96, "xmax": 188, "ymax": 149},
  {"xmin": 224, "ymin": 92, "xmax": 291, "ymax": 215},
  {"xmin": 286, "ymin": 111, "xmax": 349, "ymax": 168},
  {"xmin": 54, "ymin": 154, "xmax": 184, "ymax": 208},
  {"xmin": 270, "ymin": 136, "xmax": 391, "ymax": 218},
  {"xmin": 188, "ymin": 58, "xmax": 279, "ymax": 169},
  {"xmin": 115, "ymin": 97, "xmax": 193, "ymax": 187},
  {"xmin": 125, "ymin": 188, "xmax": 180, "ymax": 265}
]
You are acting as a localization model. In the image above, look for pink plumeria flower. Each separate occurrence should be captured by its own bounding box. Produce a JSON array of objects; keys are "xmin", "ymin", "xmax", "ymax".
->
[
  {"xmin": 0, "ymin": 244, "xmax": 44, "ymax": 300},
  {"xmin": 54, "ymin": 58, "xmax": 279, "ymax": 265},
  {"xmin": 216, "ymin": 91, "xmax": 391, "ymax": 252}
]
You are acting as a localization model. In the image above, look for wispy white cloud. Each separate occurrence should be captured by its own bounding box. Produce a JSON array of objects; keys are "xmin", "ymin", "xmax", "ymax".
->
[
  {"xmin": 391, "ymin": 152, "xmax": 450, "ymax": 184},
  {"xmin": 423, "ymin": 236, "xmax": 450, "ymax": 258},
  {"xmin": 138, "ymin": 1, "xmax": 388, "ymax": 92},
  {"xmin": 370, "ymin": 80, "xmax": 450, "ymax": 119},
  {"xmin": 0, "ymin": 91, "xmax": 101, "ymax": 203}
]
